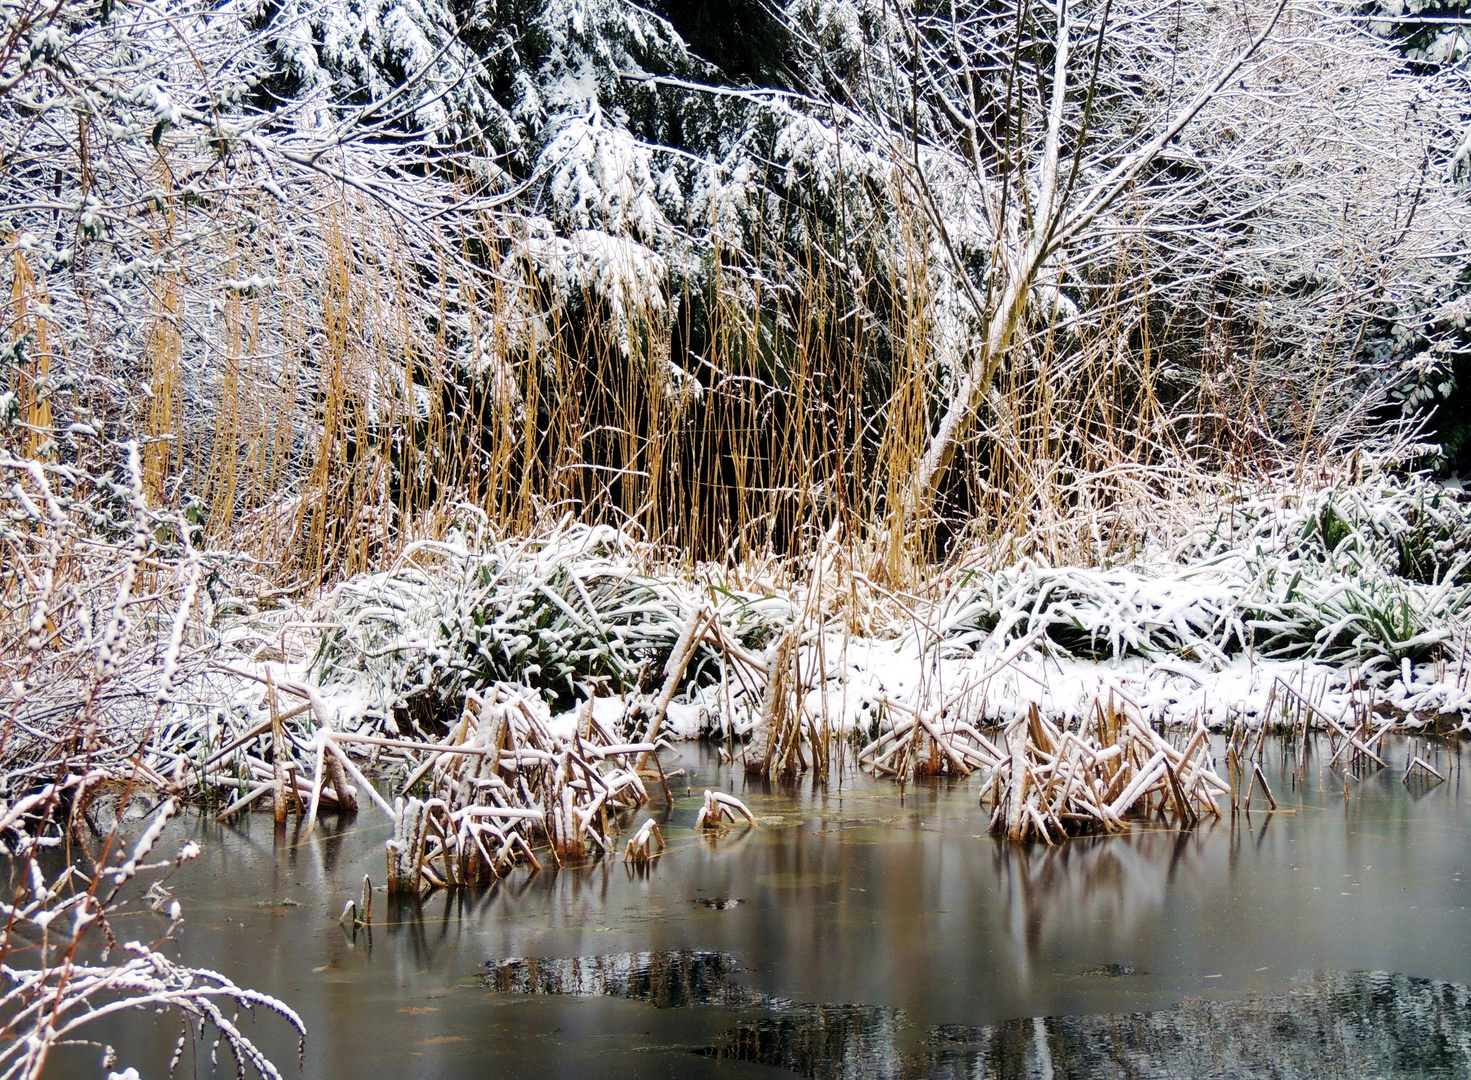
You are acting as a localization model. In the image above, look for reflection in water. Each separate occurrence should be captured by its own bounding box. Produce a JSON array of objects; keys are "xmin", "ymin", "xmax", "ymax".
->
[
  {"xmin": 994, "ymin": 827, "xmax": 1208, "ymax": 986},
  {"xmin": 704, "ymin": 971, "xmax": 1471, "ymax": 1079},
  {"xmin": 700, "ymin": 1005, "xmax": 910, "ymax": 1080},
  {"xmin": 487, "ymin": 957, "xmax": 1471, "ymax": 1078},
  {"xmin": 928, "ymin": 969, "xmax": 1471, "ymax": 1079},
  {"xmin": 481, "ymin": 950, "xmax": 786, "ymax": 1009}
]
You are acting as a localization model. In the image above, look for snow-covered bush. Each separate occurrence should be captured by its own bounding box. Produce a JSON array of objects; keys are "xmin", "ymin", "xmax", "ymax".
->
[
  {"xmin": 0, "ymin": 0, "xmax": 525, "ymax": 577},
  {"xmin": 1359, "ymin": 0, "xmax": 1471, "ymax": 474},
  {"xmin": 799, "ymin": 0, "xmax": 1471, "ymax": 520},
  {"xmin": 310, "ymin": 521, "xmax": 792, "ymax": 724},
  {"xmin": 0, "ymin": 797, "xmax": 304, "ymax": 1080},
  {"xmin": 939, "ymin": 476, "xmax": 1471, "ymax": 664},
  {"xmin": 1187, "ymin": 474, "xmax": 1471, "ymax": 585},
  {"xmin": 0, "ymin": 440, "xmax": 220, "ymax": 780}
]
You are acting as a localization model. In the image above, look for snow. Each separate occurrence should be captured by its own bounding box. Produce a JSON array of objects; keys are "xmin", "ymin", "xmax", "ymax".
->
[
  {"xmin": 437, "ymin": 629, "xmax": 1471, "ymax": 751},
  {"xmin": 215, "ymin": 475, "xmax": 1471, "ymax": 756}
]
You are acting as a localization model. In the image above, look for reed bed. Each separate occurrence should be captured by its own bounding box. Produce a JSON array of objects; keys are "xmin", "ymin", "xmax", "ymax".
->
[
  {"xmin": 235, "ymin": 472, "xmax": 1471, "ymax": 812},
  {"xmin": 851, "ymin": 690, "xmax": 1229, "ymax": 842},
  {"xmin": 855, "ymin": 697, "xmax": 1003, "ymax": 778},
  {"xmin": 0, "ymin": 350, "xmax": 1465, "ymax": 903}
]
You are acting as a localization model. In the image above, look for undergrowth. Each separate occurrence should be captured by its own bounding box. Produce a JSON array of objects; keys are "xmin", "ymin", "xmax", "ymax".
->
[
  {"xmin": 308, "ymin": 518, "xmax": 793, "ymax": 727},
  {"xmin": 940, "ymin": 475, "xmax": 1471, "ymax": 665}
]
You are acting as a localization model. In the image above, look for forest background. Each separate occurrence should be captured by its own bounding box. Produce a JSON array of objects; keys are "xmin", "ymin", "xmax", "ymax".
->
[{"xmin": 4, "ymin": 0, "xmax": 1470, "ymax": 584}]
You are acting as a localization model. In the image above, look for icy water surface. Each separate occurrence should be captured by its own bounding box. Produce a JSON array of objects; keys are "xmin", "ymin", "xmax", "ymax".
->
[{"xmin": 45, "ymin": 737, "xmax": 1471, "ymax": 1079}]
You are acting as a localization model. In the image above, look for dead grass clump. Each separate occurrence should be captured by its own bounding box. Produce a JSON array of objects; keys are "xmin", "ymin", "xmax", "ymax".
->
[
  {"xmin": 384, "ymin": 685, "xmax": 654, "ymax": 891},
  {"xmin": 983, "ymin": 703, "xmax": 1227, "ymax": 844}
]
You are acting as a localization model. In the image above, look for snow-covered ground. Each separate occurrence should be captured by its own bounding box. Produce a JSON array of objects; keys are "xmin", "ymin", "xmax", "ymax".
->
[
  {"xmin": 670, "ymin": 636, "xmax": 1471, "ymax": 739},
  {"xmin": 210, "ymin": 473, "xmax": 1471, "ymax": 756}
]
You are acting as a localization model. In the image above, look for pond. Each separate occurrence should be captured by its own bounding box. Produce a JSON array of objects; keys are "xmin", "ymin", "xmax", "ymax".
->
[{"xmin": 45, "ymin": 736, "xmax": 1471, "ymax": 1079}]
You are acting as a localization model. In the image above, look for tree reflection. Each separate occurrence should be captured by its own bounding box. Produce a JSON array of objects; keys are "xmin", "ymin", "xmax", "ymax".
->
[{"xmin": 474, "ymin": 948, "xmax": 1471, "ymax": 1079}]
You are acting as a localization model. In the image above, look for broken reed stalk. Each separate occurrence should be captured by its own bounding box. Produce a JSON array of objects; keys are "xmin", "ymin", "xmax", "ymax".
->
[
  {"xmin": 623, "ymin": 818, "xmax": 664, "ymax": 863},
  {"xmin": 694, "ymin": 789, "xmax": 756, "ymax": 831},
  {"xmin": 1251, "ymin": 762, "xmax": 1279, "ymax": 810},
  {"xmin": 638, "ymin": 605, "xmax": 713, "ymax": 770},
  {"xmin": 337, "ymin": 880, "xmax": 372, "ymax": 931},
  {"xmin": 983, "ymin": 702, "xmax": 1228, "ymax": 844},
  {"xmin": 208, "ymin": 666, "xmax": 359, "ymax": 826},
  {"xmin": 200, "ymin": 668, "xmax": 678, "ymax": 888},
  {"xmin": 383, "ymin": 684, "xmax": 655, "ymax": 893},
  {"xmin": 1404, "ymin": 751, "xmax": 1446, "ymax": 783},
  {"xmin": 1273, "ymin": 676, "xmax": 1387, "ymax": 771}
]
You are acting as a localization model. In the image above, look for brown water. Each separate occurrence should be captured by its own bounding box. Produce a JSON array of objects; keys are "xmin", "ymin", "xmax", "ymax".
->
[{"xmin": 43, "ymin": 737, "xmax": 1471, "ymax": 1079}]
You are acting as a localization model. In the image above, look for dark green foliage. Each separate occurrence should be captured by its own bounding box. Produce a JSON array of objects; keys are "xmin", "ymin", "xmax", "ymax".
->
[{"xmin": 311, "ymin": 529, "xmax": 791, "ymax": 718}]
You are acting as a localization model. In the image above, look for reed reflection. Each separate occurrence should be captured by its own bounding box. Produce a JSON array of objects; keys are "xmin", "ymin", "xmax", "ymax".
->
[{"xmin": 993, "ymin": 825, "xmax": 1211, "ymax": 985}]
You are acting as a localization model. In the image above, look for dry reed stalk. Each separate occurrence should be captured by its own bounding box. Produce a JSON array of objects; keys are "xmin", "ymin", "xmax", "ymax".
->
[
  {"xmin": 268, "ymin": 671, "xmax": 287, "ymax": 825},
  {"xmin": 142, "ymin": 272, "xmax": 184, "ymax": 503},
  {"xmin": 747, "ymin": 626, "xmax": 804, "ymax": 779},
  {"xmin": 983, "ymin": 702, "xmax": 1226, "ymax": 843},
  {"xmin": 381, "ymin": 684, "xmax": 653, "ymax": 892},
  {"xmin": 1250, "ymin": 763, "xmax": 1279, "ymax": 811},
  {"xmin": 639, "ymin": 605, "xmax": 714, "ymax": 765},
  {"xmin": 693, "ymin": 789, "xmax": 755, "ymax": 832},
  {"xmin": 6, "ymin": 243, "xmax": 52, "ymax": 458}
]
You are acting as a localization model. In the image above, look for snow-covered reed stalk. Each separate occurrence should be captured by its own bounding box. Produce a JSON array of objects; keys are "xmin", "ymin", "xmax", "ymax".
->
[
  {"xmin": 746, "ymin": 627, "xmax": 806, "ymax": 779},
  {"xmin": 982, "ymin": 703, "xmax": 1227, "ymax": 843},
  {"xmin": 622, "ymin": 818, "xmax": 664, "ymax": 863},
  {"xmin": 693, "ymin": 790, "xmax": 755, "ymax": 832},
  {"xmin": 382, "ymin": 683, "xmax": 654, "ymax": 888}
]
